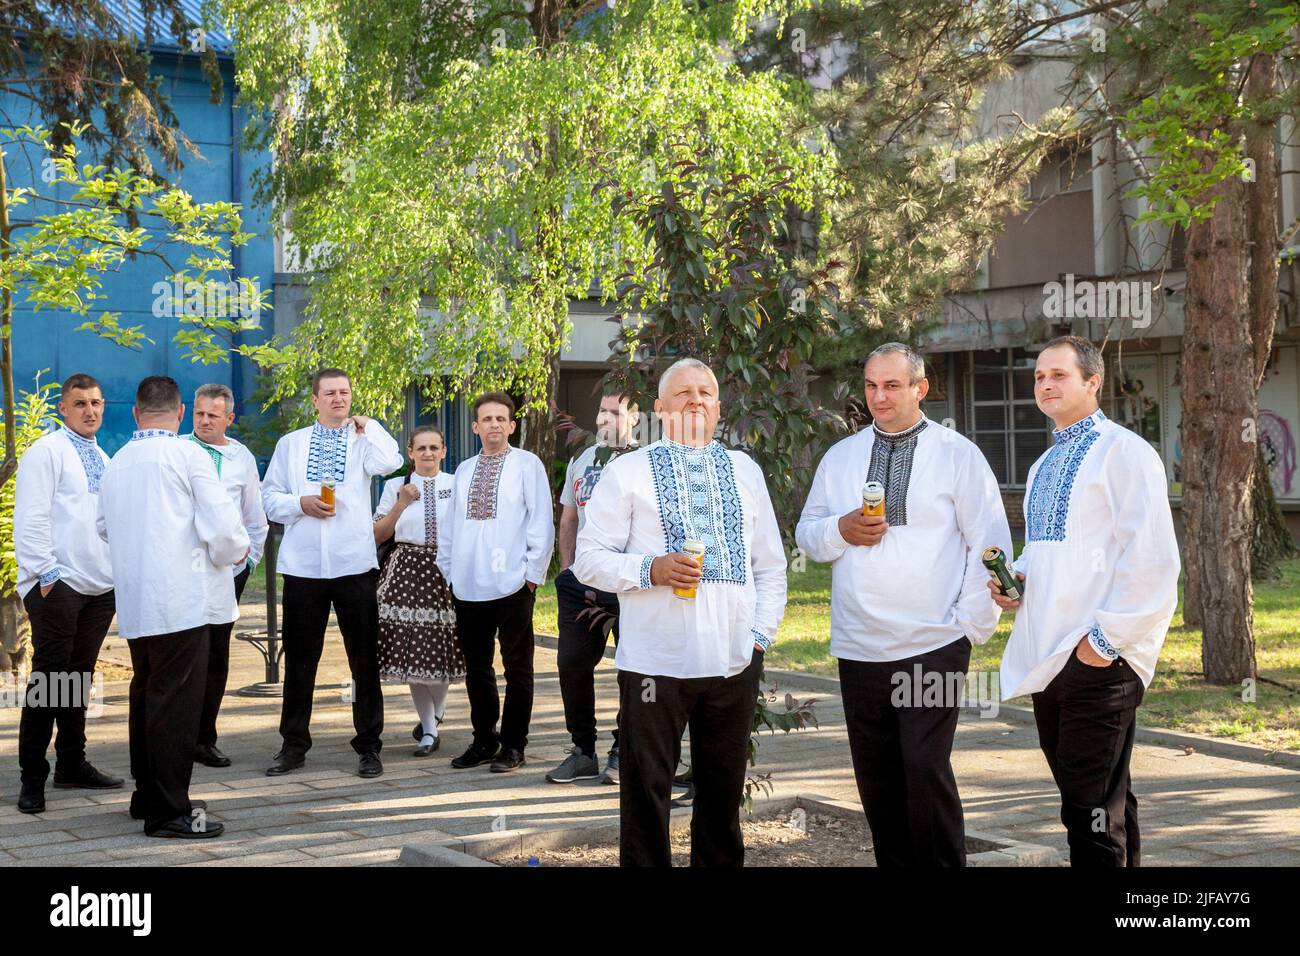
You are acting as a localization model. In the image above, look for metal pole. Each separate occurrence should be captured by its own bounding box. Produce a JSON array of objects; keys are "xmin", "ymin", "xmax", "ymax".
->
[{"xmin": 265, "ymin": 523, "xmax": 280, "ymax": 684}]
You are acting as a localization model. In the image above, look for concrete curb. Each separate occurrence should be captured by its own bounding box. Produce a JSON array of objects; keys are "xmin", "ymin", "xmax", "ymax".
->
[
  {"xmin": 534, "ymin": 632, "xmax": 1299, "ymax": 769},
  {"xmin": 399, "ymin": 793, "xmax": 1058, "ymax": 867},
  {"xmin": 760, "ymin": 666, "xmax": 1300, "ymax": 772}
]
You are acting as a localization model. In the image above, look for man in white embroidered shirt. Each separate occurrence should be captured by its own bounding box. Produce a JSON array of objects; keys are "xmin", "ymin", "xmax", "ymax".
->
[
  {"xmin": 97, "ymin": 376, "xmax": 250, "ymax": 838},
  {"xmin": 185, "ymin": 383, "xmax": 270, "ymax": 769},
  {"xmin": 437, "ymin": 392, "xmax": 555, "ymax": 773},
  {"xmin": 14, "ymin": 373, "xmax": 122, "ymax": 814},
  {"xmin": 796, "ymin": 343, "xmax": 1011, "ymax": 867},
  {"xmin": 262, "ymin": 368, "xmax": 403, "ymax": 779},
  {"xmin": 991, "ymin": 336, "xmax": 1178, "ymax": 867},
  {"xmin": 573, "ymin": 358, "xmax": 787, "ymax": 867}
]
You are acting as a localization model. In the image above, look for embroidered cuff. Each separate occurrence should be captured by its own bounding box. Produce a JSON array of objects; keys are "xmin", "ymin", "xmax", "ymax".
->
[
  {"xmin": 38, "ymin": 568, "xmax": 61, "ymax": 587},
  {"xmin": 1087, "ymin": 624, "xmax": 1119, "ymax": 660},
  {"xmin": 751, "ymin": 629, "xmax": 771, "ymax": 652},
  {"xmin": 638, "ymin": 555, "xmax": 654, "ymax": 590}
]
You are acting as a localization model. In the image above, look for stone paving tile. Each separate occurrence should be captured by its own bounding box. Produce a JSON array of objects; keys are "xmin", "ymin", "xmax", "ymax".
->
[{"xmin": 3, "ymin": 638, "xmax": 1295, "ymax": 867}]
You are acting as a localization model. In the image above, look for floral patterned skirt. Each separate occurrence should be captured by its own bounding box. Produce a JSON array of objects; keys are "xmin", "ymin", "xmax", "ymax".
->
[{"xmin": 376, "ymin": 543, "xmax": 465, "ymax": 684}]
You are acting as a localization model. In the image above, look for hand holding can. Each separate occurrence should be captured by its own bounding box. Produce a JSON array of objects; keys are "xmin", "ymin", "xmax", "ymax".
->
[{"xmin": 672, "ymin": 538, "xmax": 706, "ymax": 600}]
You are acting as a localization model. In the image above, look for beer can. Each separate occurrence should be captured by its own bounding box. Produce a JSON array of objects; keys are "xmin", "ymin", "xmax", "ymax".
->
[
  {"xmin": 320, "ymin": 477, "xmax": 336, "ymax": 508},
  {"xmin": 673, "ymin": 538, "xmax": 706, "ymax": 600},
  {"xmin": 862, "ymin": 480, "xmax": 885, "ymax": 517},
  {"xmin": 981, "ymin": 546, "xmax": 1022, "ymax": 600}
]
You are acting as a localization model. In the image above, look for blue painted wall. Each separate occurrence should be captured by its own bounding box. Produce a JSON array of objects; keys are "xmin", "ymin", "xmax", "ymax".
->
[{"xmin": 6, "ymin": 48, "xmax": 274, "ymax": 456}]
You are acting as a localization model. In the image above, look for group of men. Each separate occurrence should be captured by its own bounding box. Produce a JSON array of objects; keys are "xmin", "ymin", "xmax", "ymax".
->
[{"xmin": 11, "ymin": 334, "xmax": 1179, "ymax": 866}]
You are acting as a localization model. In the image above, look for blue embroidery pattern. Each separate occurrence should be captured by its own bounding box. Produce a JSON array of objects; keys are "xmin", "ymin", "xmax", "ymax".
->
[
  {"xmin": 306, "ymin": 423, "xmax": 348, "ymax": 483},
  {"xmin": 130, "ymin": 429, "xmax": 178, "ymax": 441},
  {"xmin": 39, "ymin": 568, "xmax": 61, "ymax": 586},
  {"xmin": 638, "ymin": 555, "xmax": 654, "ymax": 590},
  {"xmin": 649, "ymin": 440, "xmax": 747, "ymax": 586},
  {"xmin": 1026, "ymin": 411, "xmax": 1105, "ymax": 543},
  {"xmin": 1089, "ymin": 623, "xmax": 1119, "ymax": 659},
  {"xmin": 751, "ymin": 629, "xmax": 771, "ymax": 651},
  {"xmin": 62, "ymin": 427, "xmax": 104, "ymax": 493}
]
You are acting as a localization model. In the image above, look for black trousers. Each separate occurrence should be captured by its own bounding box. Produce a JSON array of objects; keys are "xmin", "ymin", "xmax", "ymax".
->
[
  {"xmin": 278, "ymin": 570, "xmax": 384, "ymax": 758},
  {"xmin": 455, "ymin": 584, "xmax": 536, "ymax": 753},
  {"xmin": 1032, "ymin": 652, "xmax": 1145, "ymax": 867},
  {"xmin": 17, "ymin": 582, "xmax": 116, "ymax": 784},
  {"xmin": 838, "ymin": 636, "xmax": 971, "ymax": 867},
  {"xmin": 127, "ymin": 625, "xmax": 209, "ymax": 832},
  {"xmin": 618, "ymin": 653, "xmax": 762, "ymax": 867},
  {"xmin": 556, "ymin": 568, "xmax": 620, "ymax": 755},
  {"xmin": 197, "ymin": 565, "xmax": 250, "ymax": 748}
]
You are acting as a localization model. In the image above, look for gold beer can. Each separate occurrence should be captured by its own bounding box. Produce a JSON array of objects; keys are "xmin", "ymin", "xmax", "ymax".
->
[
  {"xmin": 320, "ymin": 477, "xmax": 336, "ymax": 509},
  {"xmin": 673, "ymin": 538, "xmax": 706, "ymax": 600},
  {"xmin": 862, "ymin": 480, "xmax": 885, "ymax": 517}
]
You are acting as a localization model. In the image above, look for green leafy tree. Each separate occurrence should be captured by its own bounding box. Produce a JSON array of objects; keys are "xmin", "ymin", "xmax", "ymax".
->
[
  {"xmin": 219, "ymin": 0, "xmax": 838, "ymax": 471},
  {"xmin": 0, "ymin": 374, "xmax": 54, "ymax": 679},
  {"xmin": 1077, "ymin": 0, "xmax": 1300, "ymax": 683}
]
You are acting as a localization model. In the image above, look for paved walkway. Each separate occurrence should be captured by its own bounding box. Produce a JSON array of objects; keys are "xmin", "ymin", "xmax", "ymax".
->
[{"xmin": 2, "ymin": 603, "xmax": 1297, "ymax": 866}]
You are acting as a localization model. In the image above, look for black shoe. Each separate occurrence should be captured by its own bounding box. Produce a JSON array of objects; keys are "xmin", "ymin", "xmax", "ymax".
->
[
  {"xmin": 146, "ymin": 814, "xmax": 224, "ymax": 839},
  {"xmin": 52, "ymin": 761, "xmax": 123, "ymax": 790},
  {"xmin": 600, "ymin": 747, "xmax": 620, "ymax": 786},
  {"xmin": 413, "ymin": 736, "xmax": 440, "ymax": 757},
  {"xmin": 17, "ymin": 781, "xmax": 44, "ymax": 814},
  {"xmin": 545, "ymin": 747, "xmax": 599, "ymax": 783},
  {"xmin": 490, "ymin": 748, "xmax": 525, "ymax": 773},
  {"xmin": 194, "ymin": 744, "xmax": 232, "ymax": 768},
  {"xmin": 265, "ymin": 752, "xmax": 305, "ymax": 776},
  {"xmin": 450, "ymin": 742, "xmax": 500, "ymax": 769},
  {"xmin": 358, "ymin": 753, "xmax": 383, "ymax": 778},
  {"xmin": 129, "ymin": 799, "xmax": 207, "ymax": 821},
  {"xmin": 412, "ymin": 714, "xmax": 446, "ymax": 742}
]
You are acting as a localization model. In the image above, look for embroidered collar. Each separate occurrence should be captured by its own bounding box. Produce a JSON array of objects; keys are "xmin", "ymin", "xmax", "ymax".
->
[
  {"xmin": 61, "ymin": 426, "xmax": 105, "ymax": 494},
  {"xmin": 313, "ymin": 422, "xmax": 348, "ymax": 439},
  {"xmin": 1053, "ymin": 410, "xmax": 1106, "ymax": 446},
  {"xmin": 307, "ymin": 421, "xmax": 349, "ymax": 483},
  {"xmin": 871, "ymin": 417, "xmax": 928, "ymax": 448},
  {"xmin": 131, "ymin": 429, "xmax": 178, "ymax": 441},
  {"xmin": 660, "ymin": 437, "xmax": 715, "ymax": 456},
  {"xmin": 479, "ymin": 446, "xmax": 511, "ymax": 459},
  {"xmin": 188, "ymin": 434, "xmax": 225, "ymax": 476}
]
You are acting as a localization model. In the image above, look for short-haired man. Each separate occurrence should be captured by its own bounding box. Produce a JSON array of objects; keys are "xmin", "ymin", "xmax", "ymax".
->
[
  {"xmin": 261, "ymin": 369, "xmax": 403, "ymax": 778},
  {"xmin": 796, "ymin": 342, "xmax": 1012, "ymax": 866},
  {"xmin": 437, "ymin": 392, "xmax": 555, "ymax": 773},
  {"xmin": 574, "ymin": 358, "xmax": 787, "ymax": 866},
  {"xmin": 992, "ymin": 336, "xmax": 1179, "ymax": 867},
  {"xmin": 547, "ymin": 391, "xmax": 639, "ymax": 785},
  {"xmin": 186, "ymin": 383, "xmax": 270, "ymax": 768},
  {"xmin": 14, "ymin": 374, "xmax": 122, "ymax": 813},
  {"xmin": 98, "ymin": 376, "xmax": 250, "ymax": 837}
]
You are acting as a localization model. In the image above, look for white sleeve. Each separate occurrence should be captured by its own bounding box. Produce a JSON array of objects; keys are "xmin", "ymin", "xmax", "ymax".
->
[
  {"xmin": 261, "ymin": 436, "xmax": 304, "ymax": 525},
  {"xmin": 795, "ymin": 450, "xmax": 850, "ymax": 564},
  {"xmin": 14, "ymin": 442, "xmax": 62, "ymax": 583},
  {"xmin": 1089, "ymin": 442, "xmax": 1180, "ymax": 656},
  {"xmin": 523, "ymin": 456, "xmax": 556, "ymax": 586},
  {"xmin": 238, "ymin": 448, "xmax": 269, "ymax": 567},
  {"xmin": 572, "ymin": 461, "xmax": 658, "ymax": 593},
  {"xmin": 951, "ymin": 444, "xmax": 1013, "ymax": 644},
  {"xmin": 746, "ymin": 459, "xmax": 788, "ymax": 649},
  {"xmin": 435, "ymin": 470, "xmax": 458, "ymax": 586},
  {"xmin": 357, "ymin": 421, "xmax": 403, "ymax": 478},
  {"xmin": 190, "ymin": 450, "xmax": 251, "ymax": 567},
  {"xmin": 374, "ymin": 478, "xmax": 399, "ymax": 520}
]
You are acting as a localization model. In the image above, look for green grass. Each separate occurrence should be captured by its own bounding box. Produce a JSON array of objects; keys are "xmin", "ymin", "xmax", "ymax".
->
[
  {"xmin": 536, "ymin": 557, "xmax": 1300, "ymax": 752},
  {"xmin": 249, "ymin": 555, "xmax": 1300, "ymax": 752}
]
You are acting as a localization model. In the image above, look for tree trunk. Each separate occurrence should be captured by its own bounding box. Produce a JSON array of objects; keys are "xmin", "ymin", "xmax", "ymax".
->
[{"xmin": 1182, "ymin": 169, "xmax": 1258, "ymax": 685}]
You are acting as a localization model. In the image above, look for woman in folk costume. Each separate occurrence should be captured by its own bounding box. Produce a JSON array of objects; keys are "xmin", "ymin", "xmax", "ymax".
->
[{"xmin": 373, "ymin": 425, "xmax": 465, "ymax": 756}]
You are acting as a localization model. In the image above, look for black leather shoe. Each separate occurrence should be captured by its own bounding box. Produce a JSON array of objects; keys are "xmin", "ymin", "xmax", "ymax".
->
[
  {"xmin": 358, "ymin": 753, "xmax": 383, "ymax": 778},
  {"xmin": 490, "ymin": 748, "xmax": 525, "ymax": 773},
  {"xmin": 17, "ymin": 781, "xmax": 44, "ymax": 814},
  {"xmin": 412, "ymin": 713, "xmax": 445, "ymax": 742},
  {"xmin": 413, "ymin": 736, "xmax": 440, "ymax": 757},
  {"xmin": 194, "ymin": 744, "xmax": 232, "ymax": 768},
  {"xmin": 265, "ymin": 752, "xmax": 305, "ymax": 776},
  {"xmin": 130, "ymin": 799, "xmax": 206, "ymax": 821},
  {"xmin": 52, "ymin": 762, "xmax": 123, "ymax": 790},
  {"xmin": 450, "ymin": 742, "xmax": 500, "ymax": 768},
  {"xmin": 146, "ymin": 814, "xmax": 224, "ymax": 839}
]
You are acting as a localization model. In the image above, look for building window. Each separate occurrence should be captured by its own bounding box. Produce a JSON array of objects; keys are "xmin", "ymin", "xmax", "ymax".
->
[{"xmin": 966, "ymin": 348, "xmax": 1053, "ymax": 487}]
